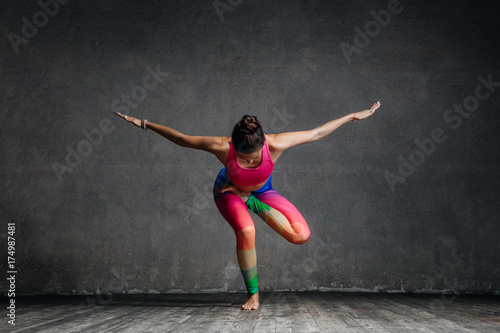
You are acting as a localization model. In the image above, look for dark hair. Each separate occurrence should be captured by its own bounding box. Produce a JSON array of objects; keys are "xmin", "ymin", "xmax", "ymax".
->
[{"xmin": 231, "ymin": 115, "xmax": 265, "ymax": 153}]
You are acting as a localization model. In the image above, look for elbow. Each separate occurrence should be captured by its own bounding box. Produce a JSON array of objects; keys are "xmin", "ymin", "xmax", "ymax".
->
[
  {"xmin": 311, "ymin": 129, "xmax": 323, "ymax": 143},
  {"xmin": 176, "ymin": 134, "xmax": 188, "ymax": 147}
]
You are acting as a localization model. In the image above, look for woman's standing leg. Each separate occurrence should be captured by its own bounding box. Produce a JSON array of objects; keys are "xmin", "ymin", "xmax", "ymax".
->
[{"xmin": 214, "ymin": 169, "xmax": 260, "ymax": 310}]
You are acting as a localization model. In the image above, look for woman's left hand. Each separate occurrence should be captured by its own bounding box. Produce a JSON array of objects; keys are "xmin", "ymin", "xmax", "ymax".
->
[{"xmin": 353, "ymin": 101, "xmax": 381, "ymax": 120}]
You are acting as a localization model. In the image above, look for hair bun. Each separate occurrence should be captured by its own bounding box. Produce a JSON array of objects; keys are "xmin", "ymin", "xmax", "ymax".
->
[
  {"xmin": 242, "ymin": 115, "xmax": 259, "ymax": 134},
  {"xmin": 232, "ymin": 115, "xmax": 265, "ymax": 153}
]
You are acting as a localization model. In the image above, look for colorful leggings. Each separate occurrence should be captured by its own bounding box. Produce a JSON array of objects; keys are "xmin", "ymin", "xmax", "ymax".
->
[{"xmin": 213, "ymin": 168, "xmax": 311, "ymax": 295}]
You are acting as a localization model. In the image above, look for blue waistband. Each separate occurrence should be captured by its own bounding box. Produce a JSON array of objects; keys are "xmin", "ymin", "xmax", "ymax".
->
[{"xmin": 213, "ymin": 167, "xmax": 273, "ymax": 200}]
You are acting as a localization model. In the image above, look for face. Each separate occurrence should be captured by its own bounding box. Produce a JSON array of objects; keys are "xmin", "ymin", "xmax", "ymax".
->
[{"xmin": 236, "ymin": 148, "xmax": 262, "ymax": 165}]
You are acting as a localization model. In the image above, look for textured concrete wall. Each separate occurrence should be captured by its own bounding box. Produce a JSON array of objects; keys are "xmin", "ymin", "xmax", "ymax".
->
[{"xmin": 1, "ymin": 0, "xmax": 499, "ymax": 296}]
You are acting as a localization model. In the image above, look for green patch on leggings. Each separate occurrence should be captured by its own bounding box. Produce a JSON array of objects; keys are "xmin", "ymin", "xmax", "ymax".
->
[
  {"xmin": 245, "ymin": 275, "xmax": 259, "ymax": 295},
  {"xmin": 246, "ymin": 195, "xmax": 270, "ymax": 214}
]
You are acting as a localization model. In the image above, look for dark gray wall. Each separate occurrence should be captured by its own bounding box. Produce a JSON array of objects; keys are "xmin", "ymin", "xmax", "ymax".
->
[{"xmin": 1, "ymin": 0, "xmax": 499, "ymax": 296}]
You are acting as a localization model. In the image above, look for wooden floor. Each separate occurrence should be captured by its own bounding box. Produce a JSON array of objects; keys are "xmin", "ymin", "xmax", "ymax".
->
[{"xmin": 6, "ymin": 292, "xmax": 500, "ymax": 332}]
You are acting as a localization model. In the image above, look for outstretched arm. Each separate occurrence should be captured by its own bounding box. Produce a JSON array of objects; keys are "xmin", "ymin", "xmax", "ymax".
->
[
  {"xmin": 115, "ymin": 112, "xmax": 229, "ymax": 162},
  {"xmin": 269, "ymin": 101, "xmax": 380, "ymax": 153}
]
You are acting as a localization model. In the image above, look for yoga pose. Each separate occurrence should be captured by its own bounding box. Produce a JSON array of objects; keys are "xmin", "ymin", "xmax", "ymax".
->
[{"xmin": 116, "ymin": 101, "xmax": 380, "ymax": 310}]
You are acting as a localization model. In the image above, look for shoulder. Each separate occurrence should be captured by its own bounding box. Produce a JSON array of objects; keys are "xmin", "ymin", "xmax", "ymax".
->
[
  {"xmin": 265, "ymin": 134, "xmax": 285, "ymax": 151},
  {"xmin": 265, "ymin": 129, "xmax": 318, "ymax": 153},
  {"xmin": 213, "ymin": 136, "xmax": 231, "ymax": 152},
  {"xmin": 207, "ymin": 136, "xmax": 231, "ymax": 165},
  {"xmin": 265, "ymin": 134, "xmax": 285, "ymax": 163}
]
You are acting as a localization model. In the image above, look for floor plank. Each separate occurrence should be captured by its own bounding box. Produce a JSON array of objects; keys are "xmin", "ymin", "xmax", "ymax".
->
[{"xmin": 5, "ymin": 292, "xmax": 499, "ymax": 333}]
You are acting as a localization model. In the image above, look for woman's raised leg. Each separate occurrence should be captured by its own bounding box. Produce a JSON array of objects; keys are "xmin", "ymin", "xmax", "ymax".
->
[{"xmin": 248, "ymin": 189, "xmax": 311, "ymax": 244}]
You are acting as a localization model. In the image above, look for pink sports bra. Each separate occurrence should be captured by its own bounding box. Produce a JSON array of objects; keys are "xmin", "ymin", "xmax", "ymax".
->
[{"xmin": 225, "ymin": 138, "xmax": 275, "ymax": 187}]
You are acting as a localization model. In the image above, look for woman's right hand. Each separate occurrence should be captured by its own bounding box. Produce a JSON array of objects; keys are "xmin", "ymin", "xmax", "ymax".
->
[
  {"xmin": 219, "ymin": 183, "xmax": 252, "ymax": 203},
  {"xmin": 115, "ymin": 112, "xmax": 143, "ymax": 128}
]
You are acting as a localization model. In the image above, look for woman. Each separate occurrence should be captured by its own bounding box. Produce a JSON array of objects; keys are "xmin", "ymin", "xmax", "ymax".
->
[{"xmin": 116, "ymin": 101, "xmax": 380, "ymax": 310}]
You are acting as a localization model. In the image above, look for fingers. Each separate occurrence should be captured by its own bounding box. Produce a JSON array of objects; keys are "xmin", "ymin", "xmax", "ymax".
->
[
  {"xmin": 356, "ymin": 102, "xmax": 380, "ymax": 120},
  {"xmin": 370, "ymin": 101, "xmax": 381, "ymax": 113},
  {"xmin": 218, "ymin": 184, "xmax": 251, "ymax": 199},
  {"xmin": 218, "ymin": 184, "xmax": 237, "ymax": 194},
  {"xmin": 115, "ymin": 112, "xmax": 131, "ymax": 121},
  {"xmin": 115, "ymin": 112, "xmax": 139, "ymax": 125}
]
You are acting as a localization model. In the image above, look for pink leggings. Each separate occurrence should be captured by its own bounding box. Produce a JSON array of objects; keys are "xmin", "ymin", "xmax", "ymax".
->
[{"xmin": 213, "ymin": 168, "xmax": 310, "ymax": 294}]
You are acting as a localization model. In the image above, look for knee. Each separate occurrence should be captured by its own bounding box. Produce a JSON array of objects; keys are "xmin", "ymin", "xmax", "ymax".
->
[
  {"xmin": 236, "ymin": 226, "xmax": 256, "ymax": 249},
  {"xmin": 289, "ymin": 232, "xmax": 310, "ymax": 245},
  {"xmin": 285, "ymin": 221, "xmax": 311, "ymax": 244},
  {"xmin": 238, "ymin": 226, "xmax": 255, "ymax": 239},
  {"xmin": 300, "ymin": 232, "xmax": 311, "ymax": 244}
]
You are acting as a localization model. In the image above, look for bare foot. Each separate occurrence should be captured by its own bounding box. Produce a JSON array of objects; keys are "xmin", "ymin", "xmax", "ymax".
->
[{"xmin": 242, "ymin": 292, "xmax": 259, "ymax": 310}]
